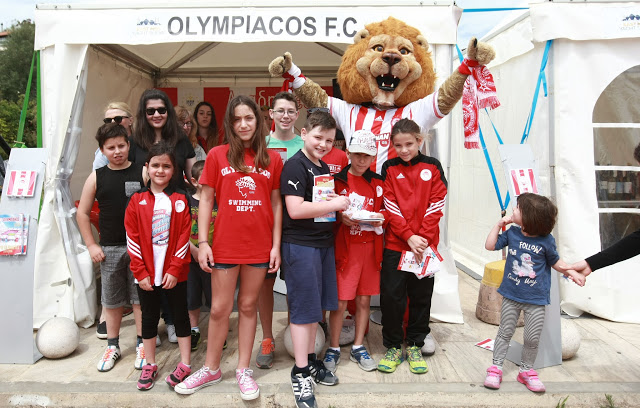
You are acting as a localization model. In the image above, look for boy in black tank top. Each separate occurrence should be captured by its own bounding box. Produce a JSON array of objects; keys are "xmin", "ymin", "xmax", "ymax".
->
[{"xmin": 77, "ymin": 123, "xmax": 147, "ymax": 372}]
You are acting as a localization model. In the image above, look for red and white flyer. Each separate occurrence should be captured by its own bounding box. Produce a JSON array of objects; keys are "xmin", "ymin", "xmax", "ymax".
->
[
  {"xmin": 398, "ymin": 245, "xmax": 443, "ymax": 279},
  {"xmin": 474, "ymin": 338, "xmax": 495, "ymax": 351},
  {"xmin": 6, "ymin": 170, "xmax": 37, "ymax": 197},
  {"xmin": 510, "ymin": 168, "xmax": 538, "ymax": 196}
]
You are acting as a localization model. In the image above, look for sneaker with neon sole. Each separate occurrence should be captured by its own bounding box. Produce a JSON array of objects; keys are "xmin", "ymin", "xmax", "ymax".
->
[
  {"xmin": 256, "ymin": 338, "xmax": 275, "ymax": 369},
  {"xmin": 406, "ymin": 345, "xmax": 428, "ymax": 374},
  {"xmin": 174, "ymin": 366, "xmax": 222, "ymax": 395},
  {"xmin": 377, "ymin": 347, "xmax": 403, "ymax": 373}
]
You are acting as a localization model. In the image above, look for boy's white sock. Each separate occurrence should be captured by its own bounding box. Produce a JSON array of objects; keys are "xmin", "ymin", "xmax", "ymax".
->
[
  {"xmin": 352, "ymin": 344, "xmax": 363, "ymax": 350},
  {"xmin": 329, "ymin": 347, "xmax": 340, "ymax": 352}
]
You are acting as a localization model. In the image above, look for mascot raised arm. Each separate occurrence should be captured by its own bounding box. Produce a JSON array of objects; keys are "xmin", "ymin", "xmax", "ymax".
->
[{"xmin": 269, "ymin": 17, "xmax": 496, "ymax": 173}]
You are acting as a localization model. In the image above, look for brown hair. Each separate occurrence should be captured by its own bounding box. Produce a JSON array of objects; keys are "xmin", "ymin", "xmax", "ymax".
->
[
  {"xmin": 223, "ymin": 95, "xmax": 270, "ymax": 173},
  {"xmin": 95, "ymin": 122, "xmax": 129, "ymax": 149},
  {"xmin": 193, "ymin": 101, "xmax": 219, "ymax": 151},
  {"xmin": 517, "ymin": 193, "xmax": 557, "ymax": 236},
  {"xmin": 272, "ymin": 92, "xmax": 298, "ymax": 108},
  {"xmin": 134, "ymin": 89, "xmax": 181, "ymax": 151},
  {"xmin": 634, "ymin": 142, "xmax": 640, "ymax": 164},
  {"xmin": 390, "ymin": 118, "xmax": 422, "ymax": 141},
  {"xmin": 303, "ymin": 110, "xmax": 336, "ymax": 132},
  {"xmin": 191, "ymin": 160, "xmax": 205, "ymax": 181}
]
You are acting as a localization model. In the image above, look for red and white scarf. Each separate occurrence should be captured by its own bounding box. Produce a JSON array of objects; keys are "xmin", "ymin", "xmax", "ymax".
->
[{"xmin": 459, "ymin": 58, "xmax": 500, "ymax": 149}]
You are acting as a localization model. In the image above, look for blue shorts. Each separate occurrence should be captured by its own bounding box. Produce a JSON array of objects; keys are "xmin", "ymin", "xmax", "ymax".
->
[{"xmin": 282, "ymin": 242, "xmax": 338, "ymax": 324}]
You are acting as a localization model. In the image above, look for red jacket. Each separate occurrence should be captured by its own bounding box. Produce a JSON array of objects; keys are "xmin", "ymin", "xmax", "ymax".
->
[
  {"xmin": 125, "ymin": 186, "xmax": 191, "ymax": 283},
  {"xmin": 381, "ymin": 153, "xmax": 447, "ymax": 253},
  {"xmin": 333, "ymin": 166, "xmax": 386, "ymax": 273}
]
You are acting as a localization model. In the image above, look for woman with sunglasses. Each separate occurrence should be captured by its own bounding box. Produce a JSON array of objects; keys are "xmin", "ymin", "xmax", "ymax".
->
[
  {"xmin": 93, "ymin": 102, "xmax": 135, "ymax": 170},
  {"xmin": 129, "ymin": 89, "xmax": 196, "ymax": 185},
  {"xmin": 176, "ymin": 106, "xmax": 206, "ymax": 162},
  {"xmin": 192, "ymin": 101, "xmax": 219, "ymax": 153}
]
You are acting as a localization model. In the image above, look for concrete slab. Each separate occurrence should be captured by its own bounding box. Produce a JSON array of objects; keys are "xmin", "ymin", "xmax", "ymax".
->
[{"xmin": 1, "ymin": 270, "xmax": 639, "ymax": 408}]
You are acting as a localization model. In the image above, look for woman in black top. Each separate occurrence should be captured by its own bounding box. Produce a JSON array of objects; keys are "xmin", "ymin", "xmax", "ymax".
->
[{"xmin": 129, "ymin": 89, "xmax": 195, "ymax": 185}]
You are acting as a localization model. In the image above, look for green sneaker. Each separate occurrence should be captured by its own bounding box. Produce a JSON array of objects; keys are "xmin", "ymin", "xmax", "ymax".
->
[
  {"xmin": 377, "ymin": 347, "xmax": 403, "ymax": 373},
  {"xmin": 406, "ymin": 345, "xmax": 428, "ymax": 374}
]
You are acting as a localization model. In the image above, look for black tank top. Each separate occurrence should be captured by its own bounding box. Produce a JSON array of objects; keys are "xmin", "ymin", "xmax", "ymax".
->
[{"xmin": 95, "ymin": 163, "xmax": 144, "ymax": 245}]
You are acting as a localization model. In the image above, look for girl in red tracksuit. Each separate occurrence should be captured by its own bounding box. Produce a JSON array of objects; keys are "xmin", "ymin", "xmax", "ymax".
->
[
  {"xmin": 377, "ymin": 118, "xmax": 447, "ymax": 375},
  {"xmin": 125, "ymin": 142, "xmax": 192, "ymax": 391}
]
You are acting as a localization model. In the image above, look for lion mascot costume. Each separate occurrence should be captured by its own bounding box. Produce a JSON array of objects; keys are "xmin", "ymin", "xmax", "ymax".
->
[
  {"xmin": 269, "ymin": 17, "xmax": 496, "ymax": 173},
  {"xmin": 269, "ymin": 17, "xmax": 497, "ymax": 351}
]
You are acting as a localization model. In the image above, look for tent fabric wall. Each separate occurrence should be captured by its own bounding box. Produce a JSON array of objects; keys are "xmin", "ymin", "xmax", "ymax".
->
[
  {"xmin": 35, "ymin": 3, "xmax": 467, "ymax": 326},
  {"xmin": 448, "ymin": 2, "xmax": 640, "ymax": 324},
  {"xmin": 34, "ymin": 43, "xmax": 96, "ymax": 328}
]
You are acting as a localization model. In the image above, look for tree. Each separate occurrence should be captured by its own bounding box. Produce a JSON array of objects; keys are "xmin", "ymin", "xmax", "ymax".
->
[{"xmin": 0, "ymin": 20, "xmax": 36, "ymax": 103}]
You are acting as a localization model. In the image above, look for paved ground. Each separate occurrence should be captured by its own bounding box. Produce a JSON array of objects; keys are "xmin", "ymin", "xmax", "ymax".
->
[{"xmin": 1, "ymin": 270, "xmax": 640, "ymax": 407}]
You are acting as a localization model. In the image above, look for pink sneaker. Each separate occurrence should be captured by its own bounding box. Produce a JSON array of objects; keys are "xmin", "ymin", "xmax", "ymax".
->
[
  {"xmin": 137, "ymin": 364, "xmax": 158, "ymax": 391},
  {"xmin": 484, "ymin": 365, "xmax": 502, "ymax": 389},
  {"xmin": 174, "ymin": 366, "xmax": 222, "ymax": 395},
  {"xmin": 165, "ymin": 362, "xmax": 192, "ymax": 388},
  {"xmin": 517, "ymin": 369, "xmax": 546, "ymax": 392},
  {"xmin": 236, "ymin": 368, "xmax": 260, "ymax": 401}
]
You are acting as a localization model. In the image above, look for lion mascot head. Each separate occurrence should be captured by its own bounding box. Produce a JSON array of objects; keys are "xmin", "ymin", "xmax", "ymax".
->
[{"xmin": 337, "ymin": 17, "xmax": 436, "ymax": 108}]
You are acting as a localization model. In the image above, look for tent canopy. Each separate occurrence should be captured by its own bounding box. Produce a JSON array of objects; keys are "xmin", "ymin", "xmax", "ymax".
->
[
  {"xmin": 33, "ymin": 1, "xmax": 465, "ymax": 327},
  {"xmin": 35, "ymin": 1, "xmax": 462, "ymax": 84}
]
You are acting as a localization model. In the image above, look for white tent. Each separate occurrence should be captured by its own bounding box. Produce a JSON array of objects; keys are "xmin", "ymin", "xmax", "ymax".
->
[
  {"xmin": 448, "ymin": 1, "xmax": 640, "ymax": 323},
  {"xmin": 33, "ymin": 1, "xmax": 466, "ymax": 327}
]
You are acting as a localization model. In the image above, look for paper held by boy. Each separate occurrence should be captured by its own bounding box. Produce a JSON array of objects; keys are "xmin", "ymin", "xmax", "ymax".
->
[{"xmin": 398, "ymin": 246, "xmax": 443, "ymax": 279}]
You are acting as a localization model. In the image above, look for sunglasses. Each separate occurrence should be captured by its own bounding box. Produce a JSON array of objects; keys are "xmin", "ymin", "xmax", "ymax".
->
[
  {"xmin": 145, "ymin": 107, "xmax": 168, "ymax": 115},
  {"xmin": 103, "ymin": 116, "xmax": 128, "ymax": 124}
]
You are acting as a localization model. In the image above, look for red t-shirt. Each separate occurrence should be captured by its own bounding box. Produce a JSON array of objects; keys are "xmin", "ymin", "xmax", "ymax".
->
[
  {"xmin": 199, "ymin": 145, "xmax": 283, "ymax": 264},
  {"xmin": 323, "ymin": 147, "xmax": 349, "ymax": 175}
]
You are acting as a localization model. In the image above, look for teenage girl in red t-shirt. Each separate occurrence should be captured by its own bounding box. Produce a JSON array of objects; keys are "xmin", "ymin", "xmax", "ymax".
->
[{"xmin": 175, "ymin": 96, "xmax": 283, "ymax": 401}]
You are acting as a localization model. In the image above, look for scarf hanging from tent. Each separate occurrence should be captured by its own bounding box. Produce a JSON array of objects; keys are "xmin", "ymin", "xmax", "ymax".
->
[
  {"xmin": 460, "ymin": 58, "xmax": 500, "ymax": 149},
  {"xmin": 455, "ymin": 40, "xmax": 552, "ymax": 212}
]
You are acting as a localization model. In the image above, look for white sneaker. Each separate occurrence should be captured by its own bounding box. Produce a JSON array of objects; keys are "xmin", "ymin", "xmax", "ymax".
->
[
  {"xmin": 134, "ymin": 344, "xmax": 146, "ymax": 370},
  {"xmin": 97, "ymin": 345, "xmax": 121, "ymax": 372},
  {"xmin": 167, "ymin": 324, "xmax": 178, "ymax": 343},
  {"xmin": 421, "ymin": 333, "xmax": 436, "ymax": 356}
]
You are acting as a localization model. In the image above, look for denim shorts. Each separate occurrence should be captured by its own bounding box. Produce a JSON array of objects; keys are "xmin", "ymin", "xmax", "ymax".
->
[
  {"xmin": 213, "ymin": 262, "xmax": 270, "ymax": 269},
  {"xmin": 281, "ymin": 242, "xmax": 338, "ymax": 324}
]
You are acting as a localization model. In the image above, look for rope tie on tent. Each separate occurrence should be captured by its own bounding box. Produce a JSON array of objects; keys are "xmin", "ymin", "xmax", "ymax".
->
[{"xmin": 455, "ymin": 39, "xmax": 552, "ymax": 212}]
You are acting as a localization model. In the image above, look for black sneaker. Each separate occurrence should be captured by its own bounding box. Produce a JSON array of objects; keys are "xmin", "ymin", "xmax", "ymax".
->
[
  {"xmin": 191, "ymin": 330, "xmax": 201, "ymax": 351},
  {"xmin": 96, "ymin": 321, "xmax": 107, "ymax": 339},
  {"xmin": 291, "ymin": 372, "xmax": 317, "ymax": 408},
  {"xmin": 309, "ymin": 359, "xmax": 339, "ymax": 386}
]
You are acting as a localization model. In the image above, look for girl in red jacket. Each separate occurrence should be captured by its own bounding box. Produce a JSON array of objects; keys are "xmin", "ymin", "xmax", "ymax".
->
[
  {"xmin": 125, "ymin": 142, "xmax": 192, "ymax": 391},
  {"xmin": 377, "ymin": 119, "xmax": 447, "ymax": 375},
  {"xmin": 175, "ymin": 96, "xmax": 283, "ymax": 400}
]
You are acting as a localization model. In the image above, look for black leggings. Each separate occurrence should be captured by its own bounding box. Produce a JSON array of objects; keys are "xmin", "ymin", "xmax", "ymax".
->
[{"xmin": 137, "ymin": 281, "xmax": 190, "ymax": 339}]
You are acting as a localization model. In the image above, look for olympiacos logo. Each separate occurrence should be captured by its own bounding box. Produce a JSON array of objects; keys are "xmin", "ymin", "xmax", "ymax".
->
[
  {"xmin": 236, "ymin": 176, "xmax": 256, "ymax": 198},
  {"xmin": 420, "ymin": 169, "xmax": 432, "ymax": 181}
]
